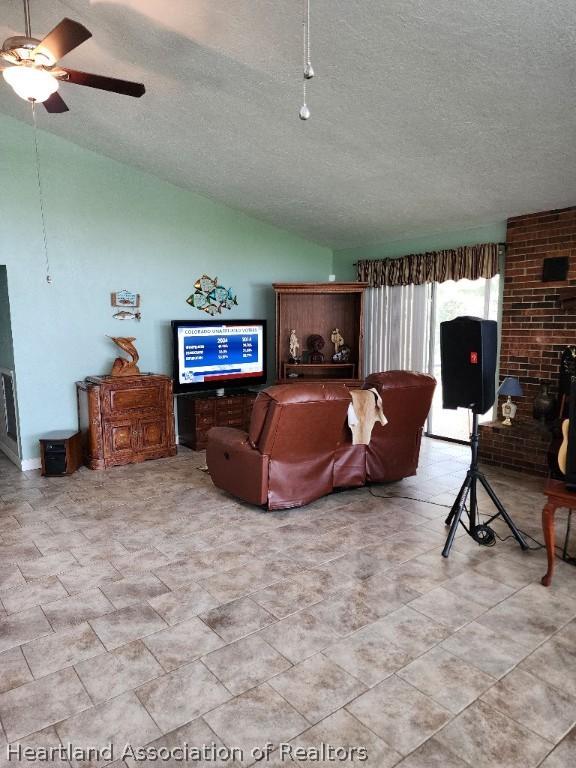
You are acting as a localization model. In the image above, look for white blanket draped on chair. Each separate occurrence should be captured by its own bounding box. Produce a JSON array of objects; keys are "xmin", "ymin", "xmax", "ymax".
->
[{"xmin": 364, "ymin": 283, "xmax": 431, "ymax": 376}]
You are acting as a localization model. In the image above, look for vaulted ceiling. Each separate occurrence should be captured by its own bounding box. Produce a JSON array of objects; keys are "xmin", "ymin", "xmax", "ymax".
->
[{"xmin": 1, "ymin": 0, "xmax": 575, "ymax": 247}]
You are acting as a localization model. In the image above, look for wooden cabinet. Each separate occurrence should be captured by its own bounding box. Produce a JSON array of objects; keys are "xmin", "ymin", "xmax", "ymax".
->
[
  {"xmin": 77, "ymin": 374, "xmax": 176, "ymax": 469},
  {"xmin": 177, "ymin": 391, "xmax": 257, "ymax": 450},
  {"xmin": 273, "ymin": 282, "xmax": 367, "ymax": 385}
]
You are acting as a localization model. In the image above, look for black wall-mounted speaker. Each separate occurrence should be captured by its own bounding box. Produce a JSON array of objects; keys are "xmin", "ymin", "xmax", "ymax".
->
[
  {"xmin": 542, "ymin": 256, "xmax": 569, "ymax": 283},
  {"xmin": 440, "ymin": 316, "xmax": 498, "ymax": 415}
]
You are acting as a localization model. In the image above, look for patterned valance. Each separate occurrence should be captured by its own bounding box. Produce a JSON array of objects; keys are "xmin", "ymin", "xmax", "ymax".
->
[{"xmin": 357, "ymin": 243, "xmax": 501, "ymax": 287}]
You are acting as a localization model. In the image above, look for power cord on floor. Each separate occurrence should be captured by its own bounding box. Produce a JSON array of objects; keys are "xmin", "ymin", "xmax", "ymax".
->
[
  {"xmin": 369, "ymin": 486, "xmax": 555, "ymax": 552},
  {"xmin": 368, "ymin": 487, "xmax": 452, "ymax": 509},
  {"xmin": 474, "ymin": 507, "xmax": 547, "ymax": 551},
  {"xmin": 487, "ymin": 524, "xmax": 545, "ymax": 551},
  {"xmin": 489, "ymin": 525, "xmax": 575, "ymax": 562}
]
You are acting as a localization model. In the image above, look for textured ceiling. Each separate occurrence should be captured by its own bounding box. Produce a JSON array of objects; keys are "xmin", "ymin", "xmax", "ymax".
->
[{"xmin": 1, "ymin": 0, "xmax": 575, "ymax": 248}]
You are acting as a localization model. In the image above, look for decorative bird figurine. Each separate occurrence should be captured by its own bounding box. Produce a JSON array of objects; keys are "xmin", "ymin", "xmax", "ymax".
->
[{"xmin": 108, "ymin": 336, "xmax": 140, "ymax": 377}]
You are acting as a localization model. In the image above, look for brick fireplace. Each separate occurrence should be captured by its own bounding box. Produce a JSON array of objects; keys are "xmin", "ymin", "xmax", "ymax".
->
[{"xmin": 479, "ymin": 206, "xmax": 576, "ymax": 475}]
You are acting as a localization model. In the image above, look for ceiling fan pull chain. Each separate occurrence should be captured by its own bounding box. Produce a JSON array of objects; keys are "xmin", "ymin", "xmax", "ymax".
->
[{"xmin": 31, "ymin": 103, "xmax": 52, "ymax": 284}]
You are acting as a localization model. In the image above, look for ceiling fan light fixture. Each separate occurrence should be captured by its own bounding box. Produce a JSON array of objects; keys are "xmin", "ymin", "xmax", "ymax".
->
[{"xmin": 3, "ymin": 64, "xmax": 58, "ymax": 103}]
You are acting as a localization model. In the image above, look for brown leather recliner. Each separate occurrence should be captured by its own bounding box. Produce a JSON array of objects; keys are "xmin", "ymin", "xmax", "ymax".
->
[
  {"xmin": 207, "ymin": 371, "xmax": 436, "ymax": 510},
  {"xmin": 365, "ymin": 371, "xmax": 436, "ymax": 482},
  {"xmin": 332, "ymin": 370, "xmax": 436, "ymax": 489},
  {"xmin": 207, "ymin": 384, "xmax": 351, "ymax": 510}
]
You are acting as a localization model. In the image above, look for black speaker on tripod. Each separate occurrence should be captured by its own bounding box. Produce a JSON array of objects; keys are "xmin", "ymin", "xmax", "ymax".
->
[
  {"xmin": 439, "ymin": 317, "xmax": 527, "ymax": 557},
  {"xmin": 440, "ymin": 316, "xmax": 497, "ymax": 415}
]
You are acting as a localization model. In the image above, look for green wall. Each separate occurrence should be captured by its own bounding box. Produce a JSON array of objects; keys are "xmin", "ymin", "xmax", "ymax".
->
[
  {"xmin": 0, "ymin": 266, "xmax": 15, "ymax": 372},
  {"xmin": 332, "ymin": 223, "xmax": 507, "ymax": 281},
  {"xmin": 0, "ymin": 114, "xmax": 331, "ymax": 464}
]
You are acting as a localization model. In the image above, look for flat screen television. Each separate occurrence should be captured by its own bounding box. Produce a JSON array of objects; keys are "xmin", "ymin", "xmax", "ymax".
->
[{"xmin": 171, "ymin": 319, "xmax": 267, "ymax": 394}]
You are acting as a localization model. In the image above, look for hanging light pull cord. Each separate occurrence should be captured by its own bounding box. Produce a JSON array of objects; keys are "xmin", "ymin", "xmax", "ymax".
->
[
  {"xmin": 31, "ymin": 103, "xmax": 52, "ymax": 284},
  {"xmin": 299, "ymin": 0, "xmax": 313, "ymax": 120},
  {"xmin": 305, "ymin": 0, "xmax": 313, "ymax": 75}
]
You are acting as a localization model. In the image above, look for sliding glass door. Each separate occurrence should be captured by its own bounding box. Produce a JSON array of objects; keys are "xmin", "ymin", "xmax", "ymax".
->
[
  {"xmin": 426, "ymin": 275, "xmax": 500, "ymax": 441},
  {"xmin": 363, "ymin": 271, "xmax": 501, "ymax": 443}
]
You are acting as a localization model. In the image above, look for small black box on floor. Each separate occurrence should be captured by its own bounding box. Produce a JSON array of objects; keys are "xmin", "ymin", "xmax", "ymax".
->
[
  {"xmin": 39, "ymin": 430, "xmax": 83, "ymax": 477},
  {"xmin": 440, "ymin": 316, "xmax": 497, "ymax": 415}
]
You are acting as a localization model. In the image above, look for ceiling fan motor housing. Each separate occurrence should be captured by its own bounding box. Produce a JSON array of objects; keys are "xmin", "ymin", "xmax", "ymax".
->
[{"xmin": 0, "ymin": 36, "xmax": 52, "ymax": 65}]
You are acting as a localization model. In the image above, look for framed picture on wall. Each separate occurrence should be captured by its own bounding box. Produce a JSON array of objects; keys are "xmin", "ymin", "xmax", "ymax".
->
[{"xmin": 111, "ymin": 290, "xmax": 140, "ymax": 307}]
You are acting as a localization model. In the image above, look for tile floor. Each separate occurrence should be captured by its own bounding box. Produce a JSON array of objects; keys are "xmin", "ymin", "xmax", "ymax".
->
[{"xmin": 0, "ymin": 438, "xmax": 575, "ymax": 767}]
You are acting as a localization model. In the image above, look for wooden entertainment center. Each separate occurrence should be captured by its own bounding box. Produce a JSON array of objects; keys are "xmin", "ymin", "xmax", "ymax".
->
[
  {"xmin": 176, "ymin": 390, "xmax": 257, "ymax": 451},
  {"xmin": 273, "ymin": 282, "xmax": 367, "ymax": 386}
]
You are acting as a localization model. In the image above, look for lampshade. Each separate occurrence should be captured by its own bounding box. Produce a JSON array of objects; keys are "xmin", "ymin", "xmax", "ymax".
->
[
  {"xmin": 3, "ymin": 66, "xmax": 59, "ymax": 103},
  {"xmin": 498, "ymin": 376, "xmax": 523, "ymax": 397}
]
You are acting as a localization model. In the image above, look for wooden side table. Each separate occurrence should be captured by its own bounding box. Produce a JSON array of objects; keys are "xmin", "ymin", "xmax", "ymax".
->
[{"xmin": 541, "ymin": 478, "xmax": 575, "ymax": 586}]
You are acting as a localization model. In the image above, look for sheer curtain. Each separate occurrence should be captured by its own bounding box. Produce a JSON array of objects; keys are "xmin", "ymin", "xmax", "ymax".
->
[{"xmin": 364, "ymin": 284, "xmax": 431, "ymax": 375}]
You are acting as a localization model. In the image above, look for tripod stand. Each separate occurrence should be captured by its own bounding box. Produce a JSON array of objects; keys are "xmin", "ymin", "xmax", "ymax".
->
[{"xmin": 442, "ymin": 411, "xmax": 528, "ymax": 557}]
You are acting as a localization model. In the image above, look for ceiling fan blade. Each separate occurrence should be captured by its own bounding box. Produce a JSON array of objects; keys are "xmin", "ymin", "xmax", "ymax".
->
[
  {"xmin": 33, "ymin": 18, "xmax": 92, "ymax": 63},
  {"xmin": 43, "ymin": 91, "xmax": 69, "ymax": 113},
  {"xmin": 61, "ymin": 68, "xmax": 145, "ymax": 97}
]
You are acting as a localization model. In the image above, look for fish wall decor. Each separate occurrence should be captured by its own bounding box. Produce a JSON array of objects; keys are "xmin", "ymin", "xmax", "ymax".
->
[
  {"xmin": 113, "ymin": 310, "xmax": 141, "ymax": 321},
  {"xmin": 186, "ymin": 275, "xmax": 238, "ymax": 315}
]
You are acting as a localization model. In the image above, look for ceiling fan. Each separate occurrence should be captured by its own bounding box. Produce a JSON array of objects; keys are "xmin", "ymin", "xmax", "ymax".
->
[{"xmin": 0, "ymin": 0, "xmax": 145, "ymax": 113}]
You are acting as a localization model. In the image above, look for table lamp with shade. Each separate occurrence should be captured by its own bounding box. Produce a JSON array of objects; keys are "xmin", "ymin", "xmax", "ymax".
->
[{"xmin": 498, "ymin": 376, "xmax": 523, "ymax": 425}]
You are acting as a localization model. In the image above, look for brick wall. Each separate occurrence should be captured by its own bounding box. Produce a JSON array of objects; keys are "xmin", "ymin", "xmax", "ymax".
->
[
  {"xmin": 479, "ymin": 421, "xmax": 551, "ymax": 476},
  {"xmin": 501, "ymin": 206, "xmax": 576, "ymax": 419},
  {"xmin": 479, "ymin": 205, "xmax": 576, "ymax": 474}
]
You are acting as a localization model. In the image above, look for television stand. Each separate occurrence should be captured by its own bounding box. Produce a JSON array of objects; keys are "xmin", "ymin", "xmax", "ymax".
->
[
  {"xmin": 177, "ymin": 389, "xmax": 258, "ymax": 450},
  {"xmin": 212, "ymin": 387, "xmax": 262, "ymax": 397}
]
